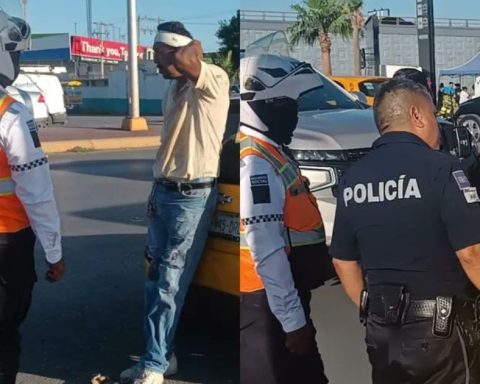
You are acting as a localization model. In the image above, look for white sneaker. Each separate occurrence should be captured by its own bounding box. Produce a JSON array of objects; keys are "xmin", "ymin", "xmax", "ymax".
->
[
  {"xmin": 120, "ymin": 354, "xmax": 176, "ymax": 383},
  {"xmin": 164, "ymin": 353, "xmax": 178, "ymax": 376},
  {"xmin": 132, "ymin": 370, "xmax": 164, "ymax": 384},
  {"xmin": 119, "ymin": 363, "xmax": 143, "ymax": 384}
]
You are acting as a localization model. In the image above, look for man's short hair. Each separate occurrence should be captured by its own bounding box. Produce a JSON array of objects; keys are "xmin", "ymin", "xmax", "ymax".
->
[
  {"xmin": 393, "ymin": 68, "xmax": 429, "ymax": 89},
  {"xmin": 373, "ymin": 78, "xmax": 432, "ymax": 133},
  {"xmin": 156, "ymin": 21, "xmax": 193, "ymax": 39}
]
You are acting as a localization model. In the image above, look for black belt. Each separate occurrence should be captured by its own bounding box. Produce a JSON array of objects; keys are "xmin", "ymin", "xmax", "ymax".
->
[
  {"xmin": 368, "ymin": 300, "xmax": 437, "ymax": 321},
  {"xmin": 155, "ymin": 178, "xmax": 216, "ymax": 191},
  {"xmin": 407, "ymin": 300, "xmax": 437, "ymax": 318}
]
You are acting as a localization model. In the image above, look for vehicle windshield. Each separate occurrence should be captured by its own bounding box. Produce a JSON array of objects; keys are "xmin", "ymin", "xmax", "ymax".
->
[
  {"xmin": 298, "ymin": 73, "xmax": 362, "ymax": 112},
  {"xmin": 0, "ymin": 0, "xmax": 23, "ymax": 19},
  {"xmin": 359, "ymin": 80, "xmax": 386, "ymax": 97}
]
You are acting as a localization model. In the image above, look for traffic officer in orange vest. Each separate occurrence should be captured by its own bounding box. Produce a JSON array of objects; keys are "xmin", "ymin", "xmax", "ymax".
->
[
  {"xmin": 239, "ymin": 54, "xmax": 333, "ymax": 384},
  {"xmin": 0, "ymin": 7, "xmax": 64, "ymax": 384}
]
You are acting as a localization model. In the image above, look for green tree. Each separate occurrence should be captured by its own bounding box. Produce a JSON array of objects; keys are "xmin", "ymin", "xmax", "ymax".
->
[
  {"xmin": 288, "ymin": 0, "xmax": 356, "ymax": 76},
  {"xmin": 216, "ymin": 10, "xmax": 239, "ymax": 80},
  {"xmin": 204, "ymin": 50, "xmax": 238, "ymax": 83},
  {"xmin": 343, "ymin": 0, "xmax": 364, "ymax": 76}
]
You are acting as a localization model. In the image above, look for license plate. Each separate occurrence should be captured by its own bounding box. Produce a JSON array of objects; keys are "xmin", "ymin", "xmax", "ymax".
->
[{"xmin": 209, "ymin": 212, "xmax": 239, "ymax": 242}]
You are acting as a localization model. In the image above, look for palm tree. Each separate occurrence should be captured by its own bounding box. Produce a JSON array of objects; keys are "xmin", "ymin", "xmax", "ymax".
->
[
  {"xmin": 288, "ymin": 0, "xmax": 351, "ymax": 76},
  {"xmin": 343, "ymin": 0, "xmax": 364, "ymax": 76}
]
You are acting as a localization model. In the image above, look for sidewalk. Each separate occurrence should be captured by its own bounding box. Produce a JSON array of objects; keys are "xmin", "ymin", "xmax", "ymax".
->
[{"xmin": 39, "ymin": 116, "xmax": 162, "ymax": 154}]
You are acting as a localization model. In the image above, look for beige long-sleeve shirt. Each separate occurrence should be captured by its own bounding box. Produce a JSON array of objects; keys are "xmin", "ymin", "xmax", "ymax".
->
[{"xmin": 153, "ymin": 61, "xmax": 230, "ymax": 181}]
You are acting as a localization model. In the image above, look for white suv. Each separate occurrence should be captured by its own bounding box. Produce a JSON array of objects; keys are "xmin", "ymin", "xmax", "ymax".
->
[
  {"xmin": 288, "ymin": 72, "xmax": 379, "ymax": 243},
  {"xmin": 6, "ymin": 85, "xmax": 49, "ymax": 129}
]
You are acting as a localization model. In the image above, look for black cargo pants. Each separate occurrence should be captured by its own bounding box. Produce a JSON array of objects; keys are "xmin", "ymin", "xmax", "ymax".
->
[
  {"xmin": 240, "ymin": 289, "xmax": 328, "ymax": 384},
  {"xmin": 366, "ymin": 315, "xmax": 480, "ymax": 384},
  {"xmin": 0, "ymin": 228, "xmax": 36, "ymax": 384}
]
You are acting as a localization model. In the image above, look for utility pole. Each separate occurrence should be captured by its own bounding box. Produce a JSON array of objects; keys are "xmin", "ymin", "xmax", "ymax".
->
[
  {"xmin": 416, "ymin": 0, "xmax": 436, "ymax": 104},
  {"xmin": 86, "ymin": 0, "xmax": 93, "ymax": 37},
  {"xmin": 21, "ymin": 0, "xmax": 28, "ymax": 22},
  {"xmin": 137, "ymin": 15, "xmax": 162, "ymax": 45},
  {"xmin": 121, "ymin": 0, "xmax": 148, "ymax": 131},
  {"xmin": 93, "ymin": 22, "xmax": 112, "ymax": 79},
  {"xmin": 100, "ymin": 23, "xmax": 104, "ymax": 78}
]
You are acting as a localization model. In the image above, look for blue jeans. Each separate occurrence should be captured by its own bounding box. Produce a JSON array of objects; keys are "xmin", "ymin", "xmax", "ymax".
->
[{"xmin": 141, "ymin": 180, "xmax": 218, "ymax": 373}]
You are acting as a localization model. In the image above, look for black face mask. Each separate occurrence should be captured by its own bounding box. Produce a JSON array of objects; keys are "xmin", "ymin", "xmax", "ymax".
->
[
  {"xmin": 0, "ymin": 51, "xmax": 20, "ymax": 87},
  {"xmin": 247, "ymin": 97, "xmax": 299, "ymax": 145}
]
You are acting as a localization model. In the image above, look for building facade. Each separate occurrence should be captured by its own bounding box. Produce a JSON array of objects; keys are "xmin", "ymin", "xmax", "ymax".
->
[
  {"xmin": 240, "ymin": 10, "xmax": 480, "ymax": 79},
  {"xmin": 20, "ymin": 33, "xmax": 152, "ymax": 81}
]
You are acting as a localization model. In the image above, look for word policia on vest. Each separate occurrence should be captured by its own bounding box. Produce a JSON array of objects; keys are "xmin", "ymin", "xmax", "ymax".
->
[{"xmin": 343, "ymin": 175, "xmax": 422, "ymax": 207}]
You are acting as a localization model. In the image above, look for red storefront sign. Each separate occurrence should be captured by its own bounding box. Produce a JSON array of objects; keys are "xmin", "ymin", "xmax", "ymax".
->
[{"xmin": 71, "ymin": 35, "xmax": 146, "ymax": 62}]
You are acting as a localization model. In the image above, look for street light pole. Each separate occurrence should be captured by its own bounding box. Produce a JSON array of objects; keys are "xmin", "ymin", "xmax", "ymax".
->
[
  {"xmin": 21, "ymin": 0, "xmax": 28, "ymax": 22},
  {"xmin": 121, "ymin": 0, "xmax": 148, "ymax": 131}
]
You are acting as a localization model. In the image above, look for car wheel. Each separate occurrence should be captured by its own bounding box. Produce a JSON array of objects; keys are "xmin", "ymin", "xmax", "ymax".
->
[{"xmin": 458, "ymin": 114, "xmax": 480, "ymax": 143}]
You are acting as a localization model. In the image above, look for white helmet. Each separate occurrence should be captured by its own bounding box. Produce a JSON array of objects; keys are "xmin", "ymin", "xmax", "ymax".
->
[
  {"xmin": 240, "ymin": 54, "xmax": 324, "ymax": 134},
  {"xmin": 0, "ymin": 2, "xmax": 30, "ymax": 87}
]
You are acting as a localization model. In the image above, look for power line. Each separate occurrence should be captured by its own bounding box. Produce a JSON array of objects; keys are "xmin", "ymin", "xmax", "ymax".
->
[
  {"xmin": 179, "ymin": 10, "xmax": 238, "ymax": 21},
  {"xmin": 137, "ymin": 15, "xmax": 163, "ymax": 45}
]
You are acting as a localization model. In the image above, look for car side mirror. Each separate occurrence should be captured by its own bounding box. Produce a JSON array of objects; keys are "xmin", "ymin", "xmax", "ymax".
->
[
  {"xmin": 350, "ymin": 91, "xmax": 368, "ymax": 104},
  {"xmin": 454, "ymin": 125, "xmax": 473, "ymax": 158}
]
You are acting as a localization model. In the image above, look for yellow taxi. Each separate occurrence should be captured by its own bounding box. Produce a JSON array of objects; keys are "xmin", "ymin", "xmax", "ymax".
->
[
  {"xmin": 183, "ymin": 98, "xmax": 239, "ymax": 328},
  {"xmin": 331, "ymin": 76, "xmax": 387, "ymax": 106}
]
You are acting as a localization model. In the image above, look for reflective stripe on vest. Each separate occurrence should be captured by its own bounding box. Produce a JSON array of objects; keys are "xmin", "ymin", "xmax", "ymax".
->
[
  {"xmin": 240, "ymin": 226, "xmax": 325, "ymax": 249},
  {"xmin": 239, "ymin": 134, "xmax": 297, "ymax": 188},
  {"xmin": 0, "ymin": 177, "xmax": 15, "ymax": 196},
  {"xmin": 0, "ymin": 93, "xmax": 30, "ymax": 233},
  {"xmin": 239, "ymin": 132, "xmax": 325, "ymax": 292}
]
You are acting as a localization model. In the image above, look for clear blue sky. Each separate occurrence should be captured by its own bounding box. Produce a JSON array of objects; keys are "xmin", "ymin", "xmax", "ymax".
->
[
  {"xmin": 25, "ymin": 0, "xmax": 239, "ymax": 52},
  {"xmin": 240, "ymin": 0, "xmax": 480, "ymax": 19}
]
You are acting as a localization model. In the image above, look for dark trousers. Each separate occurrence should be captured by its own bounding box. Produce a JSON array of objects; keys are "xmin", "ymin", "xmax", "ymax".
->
[
  {"xmin": 0, "ymin": 228, "xmax": 36, "ymax": 384},
  {"xmin": 366, "ymin": 315, "xmax": 480, "ymax": 384},
  {"xmin": 240, "ymin": 289, "xmax": 328, "ymax": 384}
]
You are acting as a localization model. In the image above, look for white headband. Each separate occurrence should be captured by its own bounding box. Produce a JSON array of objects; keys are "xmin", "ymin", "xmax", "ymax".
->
[{"xmin": 154, "ymin": 31, "xmax": 192, "ymax": 47}]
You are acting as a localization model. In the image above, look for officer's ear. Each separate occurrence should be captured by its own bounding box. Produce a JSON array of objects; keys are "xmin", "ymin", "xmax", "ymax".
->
[{"xmin": 410, "ymin": 104, "xmax": 424, "ymax": 129}]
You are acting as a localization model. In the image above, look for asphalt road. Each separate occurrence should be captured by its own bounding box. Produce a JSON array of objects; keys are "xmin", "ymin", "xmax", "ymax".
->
[
  {"xmin": 16, "ymin": 149, "xmax": 237, "ymax": 384},
  {"xmin": 15, "ymin": 148, "xmax": 371, "ymax": 384}
]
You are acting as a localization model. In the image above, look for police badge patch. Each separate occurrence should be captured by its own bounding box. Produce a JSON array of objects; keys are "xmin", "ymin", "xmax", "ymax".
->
[
  {"xmin": 250, "ymin": 174, "xmax": 270, "ymax": 204},
  {"xmin": 453, "ymin": 170, "xmax": 480, "ymax": 203},
  {"xmin": 463, "ymin": 187, "xmax": 480, "ymax": 203},
  {"xmin": 453, "ymin": 170, "xmax": 471, "ymax": 189},
  {"xmin": 26, "ymin": 120, "xmax": 41, "ymax": 148}
]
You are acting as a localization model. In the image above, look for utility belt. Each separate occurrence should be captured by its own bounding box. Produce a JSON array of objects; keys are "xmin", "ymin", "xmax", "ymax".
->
[
  {"xmin": 154, "ymin": 177, "xmax": 216, "ymax": 192},
  {"xmin": 359, "ymin": 284, "xmax": 480, "ymax": 340}
]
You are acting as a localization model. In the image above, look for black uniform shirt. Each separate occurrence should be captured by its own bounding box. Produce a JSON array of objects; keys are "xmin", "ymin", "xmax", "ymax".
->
[{"xmin": 330, "ymin": 131, "xmax": 480, "ymax": 299}]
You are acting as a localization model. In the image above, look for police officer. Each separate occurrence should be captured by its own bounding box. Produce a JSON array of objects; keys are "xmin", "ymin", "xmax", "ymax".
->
[
  {"xmin": 392, "ymin": 67, "xmax": 480, "ymax": 196},
  {"xmin": 330, "ymin": 78, "xmax": 480, "ymax": 383},
  {"xmin": 0, "ymin": 8, "xmax": 64, "ymax": 384},
  {"xmin": 239, "ymin": 54, "xmax": 332, "ymax": 384}
]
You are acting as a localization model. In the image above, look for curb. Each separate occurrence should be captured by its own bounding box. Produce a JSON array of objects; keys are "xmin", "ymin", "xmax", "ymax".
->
[{"xmin": 42, "ymin": 136, "xmax": 160, "ymax": 154}]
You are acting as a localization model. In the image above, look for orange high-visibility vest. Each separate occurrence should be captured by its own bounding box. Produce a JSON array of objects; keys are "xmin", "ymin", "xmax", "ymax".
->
[
  {"xmin": 239, "ymin": 133, "xmax": 326, "ymax": 293},
  {"xmin": 0, "ymin": 94, "xmax": 30, "ymax": 233}
]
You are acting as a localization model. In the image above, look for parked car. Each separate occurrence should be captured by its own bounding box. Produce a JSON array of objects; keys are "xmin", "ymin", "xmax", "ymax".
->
[
  {"xmin": 331, "ymin": 75, "xmax": 388, "ymax": 106},
  {"xmin": 13, "ymin": 73, "xmax": 67, "ymax": 125},
  {"xmin": 290, "ymin": 72, "xmax": 380, "ymax": 243},
  {"xmin": 455, "ymin": 96, "xmax": 480, "ymax": 143},
  {"xmin": 6, "ymin": 85, "xmax": 49, "ymax": 129},
  {"xmin": 194, "ymin": 97, "xmax": 239, "ymax": 300}
]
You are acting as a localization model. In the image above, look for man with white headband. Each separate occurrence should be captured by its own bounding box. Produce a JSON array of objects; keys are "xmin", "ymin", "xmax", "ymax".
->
[{"xmin": 120, "ymin": 21, "xmax": 230, "ymax": 384}]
